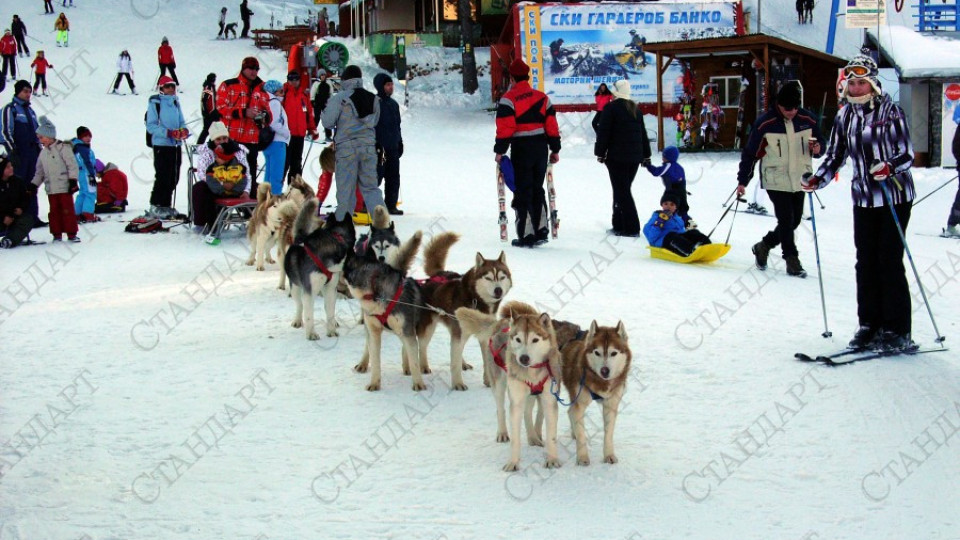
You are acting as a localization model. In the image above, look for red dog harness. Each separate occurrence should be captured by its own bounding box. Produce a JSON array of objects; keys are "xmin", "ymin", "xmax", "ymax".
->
[
  {"xmin": 299, "ymin": 232, "xmax": 345, "ymax": 283},
  {"xmin": 489, "ymin": 328, "xmax": 553, "ymax": 395},
  {"xmin": 364, "ymin": 281, "xmax": 404, "ymax": 328}
]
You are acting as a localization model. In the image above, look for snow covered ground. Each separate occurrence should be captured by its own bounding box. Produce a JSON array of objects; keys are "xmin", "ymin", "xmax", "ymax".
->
[{"xmin": 2, "ymin": 2, "xmax": 960, "ymax": 540}]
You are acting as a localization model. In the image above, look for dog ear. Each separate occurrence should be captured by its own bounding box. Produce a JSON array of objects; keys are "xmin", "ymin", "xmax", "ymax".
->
[
  {"xmin": 475, "ymin": 252, "xmax": 484, "ymax": 270},
  {"xmin": 616, "ymin": 320, "xmax": 628, "ymax": 341},
  {"xmin": 589, "ymin": 320, "xmax": 598, "ymax": 338},
  {"xmin": 498, "ymin": 251, "xmax": 506, "ymax": 264},
  {"xmin": 538, "ymin": 312, "xmax": 551, "ymax": 328}
]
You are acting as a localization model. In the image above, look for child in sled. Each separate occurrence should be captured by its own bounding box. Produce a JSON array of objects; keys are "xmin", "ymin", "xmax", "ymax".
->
[
  {"xmin": 191, "ymin": 140, "xmax": 250, "ymax": 231},
  {"xmin": 643, "ymin": 192, "xmax": 711, "ymax": 258},
  {"xmin": 645, "ymin": 145, "xmax": 694, "ymax": 228}
]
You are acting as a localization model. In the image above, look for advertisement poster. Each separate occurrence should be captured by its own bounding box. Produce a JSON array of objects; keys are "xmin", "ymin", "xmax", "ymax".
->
[
  {"xmin": 517, "ymin": 1, "xmax": 739, "ymax": 105},
  {"xmin": 943, "ymin": 82, "xmax": 960, "ymax": 168},
  {"xmin": 846, "ymin": 0, "xmax": 887, "ymax": 28}
]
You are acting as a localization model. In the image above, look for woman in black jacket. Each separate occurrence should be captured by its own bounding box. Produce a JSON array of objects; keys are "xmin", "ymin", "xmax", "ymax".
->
[
  {"xmin": 594, "ymin": 79, "xmax": 651, "ymax": 237},
  {"xmin": 0, "ymin": 156, "xmax": 34, "ymax": 248}
]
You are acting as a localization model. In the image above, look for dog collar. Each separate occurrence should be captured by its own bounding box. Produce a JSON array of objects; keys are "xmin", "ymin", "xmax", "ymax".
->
[
  {"xmin": 302, "ymin": 244, "xmax": 333, "ymax": 281},
  {"xmin": 489, "ymin": 327, "xmax": 509, "ymax": 372}
]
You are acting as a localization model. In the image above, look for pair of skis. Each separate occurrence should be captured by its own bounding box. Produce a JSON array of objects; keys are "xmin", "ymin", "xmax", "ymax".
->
[
  {"xmin": 497, "ymin": 163, "xmax": 559, "ymax": 243},
  {"xmin": 795, "ymin": 346, "xmax": 948, "ymax": 366}
]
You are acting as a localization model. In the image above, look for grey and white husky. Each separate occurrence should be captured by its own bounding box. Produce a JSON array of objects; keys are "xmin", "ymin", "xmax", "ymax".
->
[{"xmin": 284, "ymin": 199, "xmax": 356, "ymax": 340}]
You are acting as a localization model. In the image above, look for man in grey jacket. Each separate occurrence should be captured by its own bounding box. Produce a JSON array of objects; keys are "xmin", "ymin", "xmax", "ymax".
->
[{"xmin": 321, "ymin": 64, "xmax": 384, "ymax": 221}]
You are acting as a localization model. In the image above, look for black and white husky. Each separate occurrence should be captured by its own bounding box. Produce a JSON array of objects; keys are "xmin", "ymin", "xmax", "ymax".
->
[
  {"xmin": 284, "ymin": 199, "xmax": 356, "ymax": 340},
  {"xmin": 354, "ymin": 206, "xmax": 401, "ymax": 265}
]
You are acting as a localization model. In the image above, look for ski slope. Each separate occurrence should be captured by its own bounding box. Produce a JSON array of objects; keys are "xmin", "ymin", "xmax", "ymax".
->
[{"xmin": 1, "ymin": 2, "xmax": 959, "ymax": 540}]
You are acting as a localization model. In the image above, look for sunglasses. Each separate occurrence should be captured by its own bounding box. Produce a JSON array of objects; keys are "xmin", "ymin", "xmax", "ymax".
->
[{"xmin": 844, "ymin": 64, "xmax": 871, "ymax": 78}]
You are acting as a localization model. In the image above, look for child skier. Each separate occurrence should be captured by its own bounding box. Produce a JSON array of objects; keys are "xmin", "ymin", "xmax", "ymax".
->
[
  {"xmin": 645, "ymin": 145, "xmax": 694, "ymax": 228},
  {"xmin": 111, "ymin": 50, "xmax": 136, "ymax": 94},
  {"xmin": 54, "ymin": 13, "xmax": 69, "ymax": 47},
  {"xmin": 31, "ymin": 116, "xmax": 81, "ymax": 242},
  {"xmin": 72, "ymin": 126, "xmax": 99, "ymax": 223},
  {"xmin": 643, "ymin": 192, "xmax": 711, "ymax": 257},
  {"xmin": 31, "ymin": 50, "xmax": 51, "ymax": 95}
]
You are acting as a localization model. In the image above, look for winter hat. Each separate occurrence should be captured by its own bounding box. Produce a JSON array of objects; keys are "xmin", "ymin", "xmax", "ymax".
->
[
  {"xmin": 263, "ymin": 79, "xmax": 283, "ymax": 94},
  {"xmin": 3, "ymin": 30, "xmax": 9, "ymax": 35},
  {"xmin": 843, "ymin": 54, "xmax": 882, "ymax": 97},
  {"xmin": 214, "ymin": 140, "xmax": 240, "ymax": 161},
  {"xmin": 662, "ymin": 146, "xmax": 680, "ymax": 163},
  {"xmin": 373, "ymin": 72, "xmax": 392, "ymax": 95},
  {"xmin": 36, "ymin": 116, "xmax": 56, "ymax": 139},
  {"xmin": 94, "ymin": 159, "xmax": 105, "ymax": 174},
  {"xmin": 14, "ymin": 80, "xmax": 31, "ymax": 95},
  {"xmin": 287, "ymin": 70, "xmax": 301, "ymax": 81},
  {"xmin": 660, "ymin": 191, "xmax": 680, "ymax": 206},
  {"xmin": 611, "ymin": 79, "xmax": 631, "ymax": 100},
  {"xmin": 317, "ymin": 68, "xmax": 327, "ymax": 77},
  {"xmin": 205, "ymin": 72, "xmax": 217, "ymax": 84},
  {"xmin": 158, "ymin": 75, "xmax": 176, "ymax": 88},
  {"xmin": 76, "ymin": 126, "xmax": 91, "ymax": 139},
  {"xmin": 242, "ymin": 56, "xmax": 260, "ymax": 70},
  {"xmin": 161, "ymin": 36, "xmax": 169, "ymax": 44},
  {"xmin": 341, "ymin": 65, "xmax": 362, "ymax": 81},
  {"xmin": 208, "ymin": 121, "xmax": 229, "ymax": 141},
  {"xmin": 777, "ymin": 81, "xmax": 802, "ymax": 109},
  {"xmin": 222, "ymin": 7, "xmax": 227, "ymax": 12},
  {"xmin": 508, "ymin": 58, "xmax": 529, "ymax": 77}
]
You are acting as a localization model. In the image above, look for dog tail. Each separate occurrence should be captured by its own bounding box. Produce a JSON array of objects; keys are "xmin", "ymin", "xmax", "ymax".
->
[
  {"xmin": 372, "ymin": 205, "xmax": 391, "ymax": 230},
  {"xmin": 294, "ymin": 198, "xmax": 321, "ymax": 240},
  {"xmin": 277, "ymin": 199, "xmax": 299, "ymax": 223},
  {"xmin": 499, "ymin": 300, "xmax": 538, "ymax": 319},
  {"xmin": 455, "ymin": 307, "xmax": 498, "ymax": 339},
  {"xmin": 394, "ymin": 230, "xmax": 423, "ymax": 273},
  {"xmin": 256, "ymin": 182, "xmax": 272, "ymax": 204},
  {"xmin": 290, "ymin": 174, "xmax": 316, "ymax": 199},
  {"xmin": 423, "ymin": 231, "xmax": 460, "ymax": 277}
]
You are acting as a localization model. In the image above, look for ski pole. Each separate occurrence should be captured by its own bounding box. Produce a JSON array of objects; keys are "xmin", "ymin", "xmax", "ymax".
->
[
  {"xmin": 807, "ymin": 189, "xmax": 832, "ymax": 338},
  {"xmin": 301, "ymin": 136, "xmax": 317, "ymax": 171},
  {"xmin": 26, "ymin": 35, "xmax": 44, "ymax": 44},
  {"xmin": 50, "ymin": 66, "xmax": 69, "ymax": 88},
  {"xmin": 912, "ymin": 174, "xmax": 958, "ymax": 208},
  {"xmin": 813, "ymin": 191, "xmax": 825, "ymax": 209},
  {"xmin": 874, "ymin": 169, "xmax": 946, "ymax": 346},
  {"xmin": 708, "ymin": 187, "xmax": 740, "ymax": 238},
  {"xmin": 720, "ymin": 188, "xmax": 736, "ymax": 207}
]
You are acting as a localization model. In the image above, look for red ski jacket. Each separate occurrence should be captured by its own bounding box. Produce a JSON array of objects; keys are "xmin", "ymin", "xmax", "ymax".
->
[
  {"xmin": 282, "ymin": 81, "xmax": 316, "ymax": 137},
  {"xmin": 97, "ymin": 167, "xmax": 128, "ymax": 206},
  {"xmin": 0, "ymin": 35, "xmax": 16, "ymax": 56},
  {"xmin": 157, "ymin": 44, "xmax": 175, "ymax": 65},
  {"xmin": 31, "ymin": 57, "xmax": 51, "ymax": 75},
  {"xmin": 216, "ymin": 73, "xmax": 271, "ymax": 145},
  {"xmin": 494, "ymin": 80, "xmax": 561, "ymax": 155}
]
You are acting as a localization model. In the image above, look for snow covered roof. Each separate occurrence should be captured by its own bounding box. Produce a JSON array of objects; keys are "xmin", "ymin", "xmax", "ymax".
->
[{"xmin": 868, "ymin": 26, "xmax": 960, "ymax": 79}]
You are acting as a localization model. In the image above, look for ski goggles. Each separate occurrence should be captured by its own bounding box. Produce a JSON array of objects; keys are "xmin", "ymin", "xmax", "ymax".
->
[{"xmin": 844, "ymin": 64, "xmax": 872, "ymax": 78}]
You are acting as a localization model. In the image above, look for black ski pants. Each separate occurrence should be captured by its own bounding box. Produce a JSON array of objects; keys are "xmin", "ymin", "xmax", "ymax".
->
[
  {"xmin": 950, "ymin": 128, "xmax": 960, "ymax": 227},
  {"xmin": 1, "ymin": 55, "xmax": 16, "ymax": 79},
  {"xmin": 0, "ymin": 213, "xmax": 34, "ymax": 247},
  {"xmin": 605, "ymin": 159, "xmax": 641, "ymax": 236},
  {"xmin": 762, "ymin": 190, "xmax": 805, "ymax": 258},
  {"xmin": 241, "ymin": 142, "xmax": 260, "ymax": 195},
  {"xmin": 33, "ymin": 73, "xmax": 47, "ymax": 92},
  {"xmin": 150, "ymin": 145, "xmax": 182, "ymax": 207},
  {"xmin": 377, "ymin": 149, "xmax": 400, "ymax": 210},
  {"xmin": 45, "ymin": 0, "xmax": 54, "ymax": 14},
  {"xmin": 510, "ymin": 137, "xmax": 549, "ymax": 242},
  {"xmin": 241, "ymin": 18, "xmax": 251, "ymax": 38},
  {"xmin": 158, "ymin": 64, "xmax": 179, "ymax": 86},
  {"xmin": 853, "ymin": 203, "xmax": 912, "ymax": 335},
  {"xmin": 664, "ymin": 229, "xmax": 711, "ymax": 257},
  {"xmin": 285, "ymin": 135, "xmax": 305, "ymax": 181},
  {"xmin": 113, "ymin": 72, "xmax": 135, "ymax": 92},
  {"xmin": 14, "ymin": 34, "xmax": 29, "ymax": 55}
]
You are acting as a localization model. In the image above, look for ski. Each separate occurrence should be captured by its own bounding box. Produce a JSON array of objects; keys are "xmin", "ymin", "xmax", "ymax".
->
[
  {"xmin": 546, "ymin": 163, "xmax": 559, "ymax": 239},
  {"xmin": 795, "ymin": 347, "xmax": 949, "ymax": 366},
  {"xmin": 496, "ymin": 163, "xmax": 508, "ymax": 243},
  {"xmin": 732, "ymin": 75, "xmax": 749, "ymax": 150}
]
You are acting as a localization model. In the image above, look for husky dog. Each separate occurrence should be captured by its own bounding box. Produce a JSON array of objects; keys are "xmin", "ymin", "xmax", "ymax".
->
[
  {"xmin": 418, "ymin": 232, "xmax": 512, "ymax": 390},
  {"xmin": 246, "ymin": 175, "xmax": 315, "ymax": 273},
  {"xmin": 560, "ymin": 321, "xmax": 631, "ymax": 465},
  {"xmin": 458, "ymin": 301, "xmax": 561, "ymax": 471},
  {"xmin": 355, "ymin": 206, "xmax": 401, "ymax": 265},
  {"xmin": 345, "ymin": 231, "xmax": 426, "ymax": 391},
  {"xmin": 284, "ymin": 199, "xmax": 356, "ymax": 340}
]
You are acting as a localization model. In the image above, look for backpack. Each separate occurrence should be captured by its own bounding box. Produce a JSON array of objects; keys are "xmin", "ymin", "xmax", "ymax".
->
[
  {"xmin": 124, "ymin": 217, "xmax": 168, "ymax": 233},
  {"xmin": 144, "ymin": 97, "xmax": 162, "ymax": 148}
]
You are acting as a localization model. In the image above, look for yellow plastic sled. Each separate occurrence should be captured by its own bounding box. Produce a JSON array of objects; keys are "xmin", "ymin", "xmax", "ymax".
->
[
  {"xmin": 647, "ymin": 243, "xmax": 731, "ymax": 264},
  {"xmin": 352, "ymin": 212, "xmax": 372, "ymax": 226}
]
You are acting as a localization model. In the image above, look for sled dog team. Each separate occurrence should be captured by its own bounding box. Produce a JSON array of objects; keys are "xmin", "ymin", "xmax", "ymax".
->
[{"xmin": 244, "ymin": 187, "xmax": 633, "ymax": 471}]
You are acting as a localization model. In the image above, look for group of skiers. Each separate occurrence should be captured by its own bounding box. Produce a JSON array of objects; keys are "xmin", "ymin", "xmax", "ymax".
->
[
  {"xmin": 0, "ymin": 13, "xmax": 65, "ymax": 96},
  {"xmin": 217, "ymin": 1, "xmax": 254, "ymax": 41},
  {"xmin": 796, "ymin": 0, "xmax": 815, "ymax": 24}
]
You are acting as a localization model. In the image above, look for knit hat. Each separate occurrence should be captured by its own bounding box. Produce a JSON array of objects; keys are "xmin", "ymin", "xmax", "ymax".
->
[
  {"xmin": 208, "ymin": 121, "xmax": 229, "ymax": 141},
  {"xmin": 843, "ymin": 54, "xmax": 882, "ymax": 97},
  {"xmin": 14, "ymin": 80, "xmax": 31, "ymax": 96},
  {"xmin": 663, "ymin": 146, "xmax": 680, "ymax": 163},
  {"xmin": 660, "ymin": 191, "xmax": 679, "ymax": 206},
  {"xmin": 76, "ymin": 126, "xmax": 91, "ymax": 139},
  {"xmin": 611, "ymin": 79, "xmax": 631, "ymax": 100},
  {"xmin": 161, "ymin": 36, "xmax": 169, "ymax": 44},
  {"xmin": 263, "ymin": 79, "xmax": 283, "ymax": 94},
  {"xmin": 777, "ymin": 81, "xmax": 802, "ymax": 109},
  {"xmin": 287, "ymin": 70, "xmax": 301, "ymax": 81},
  {"xmin": 158, "ymin": 75, "xmax": 176, "ymax": 88},
  {"xmin": 341, "ymin": 65, "xmax": 362, "ymax": 81},
  {"xmin": 94, "ymin": 159, "xmax": 105, "ymax": 174},
  {"xmin": 242, "ymin": 56, "xmax": 259, "ymax": 70},
  {"xmin": 508, "ymin": 58, "xmax": 529, "ymax": 77},
  {"xmin": 36, "ymin": 116, "xmax": 56, "ymax": 139},
  {"xmin": 214, "ymin": 140, "xmax": 239, "ymax": 161},
  {"xmin": 317, "ymin": 68, "xmax": 327, "ymax": 77}
]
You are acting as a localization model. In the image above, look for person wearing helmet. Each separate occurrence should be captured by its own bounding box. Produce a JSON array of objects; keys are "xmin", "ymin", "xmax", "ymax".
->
[
  {"xmin": 156, "ymin": 37, "xmax": 179, "ymax": 88},
  {"xmin": 804, "ymin": 55, "xmax": 918, "ymax": 353}
]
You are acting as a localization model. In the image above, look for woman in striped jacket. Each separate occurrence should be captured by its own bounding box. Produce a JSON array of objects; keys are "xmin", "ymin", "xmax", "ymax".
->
[{"xmin": 804, "ymin": 55, "xmax": 917, "ymax": 353}]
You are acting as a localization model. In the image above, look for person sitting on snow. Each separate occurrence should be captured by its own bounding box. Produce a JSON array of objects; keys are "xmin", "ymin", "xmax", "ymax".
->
[
  {"xmin": 95, "ymin": 160, "xmax": 128, "ymax": 213},
  {"xmin": 0, "ymin": 155, "xmax": 34, "ymax": 248},
  {"xmin": 643, "ymin": 192, "xmax": 711, "ymax": 258},
  {"xmin": 645, "ymin": 145, "xmax": 694, "ymax": 228}
]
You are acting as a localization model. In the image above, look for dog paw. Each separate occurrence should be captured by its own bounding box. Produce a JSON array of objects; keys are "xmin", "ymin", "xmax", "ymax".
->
[
  {"xmin": 462, "ymin": 361, "xmax": 474, "ymax": 371},
  {"xmin": 366, "ymin": 382, "xmax": 381, "ymax": 391},
  {"xmin": 603, "ymin": 454, "xmax": 618, "ymax": 464},
  {"xmin": 291, "ymin": 320, "xmax": 303, "ymax": 328},
  {"xmin": 402, "ymin": 367, "xmax": 411, "ymax": 375},
  {"xmin": 307, "ymin": 331, "xmax": 320, "ymax": 341},
  {"xmin": 420, "ymin": 365, "xmax": 432, "ymax": 374},
  {"xmin": 576, "ymin": 455, "xmax": 590, "ymax": 466},
  {"xmin": 528, "ymin": 437, "xmax": 544, "ymax": 447},
  {"xmin": 353, "ymin": 363, "xmax": 368, "ymax": 373},
  {"xmin": 326, "ymin": 329, "xmax": 338, "ymax": 337},
  {"xmin": 496, "ymin": 432, "xmax": 510, "ymax": 443},
  {"xmin": 266, "ymin": 256, "xmax": 275, "ymax": 264},
  {"xmin": 545, "ymin": 458, "xmax": 562, "ymax": 469},
  {"xmin": 502, "ymin": 462, "xmax": 519, "ymax": 472},
  {"xmin": 245, "ymin": 260, "xmax": 254, "ymax": 266},
  {"xmin": 278, "ymin": 284, "xmax": 286, "ymax": 291},
  {"xmin": 255, "ymin": 265, "xmax": 265, "ymax": 271},
  {"xmin": 411, "ymin": 382, "xmax": 427, "ymax": 392},
  {"xmin": 452, "ymin": 382, "xmax": 468, "ymax": 391}
]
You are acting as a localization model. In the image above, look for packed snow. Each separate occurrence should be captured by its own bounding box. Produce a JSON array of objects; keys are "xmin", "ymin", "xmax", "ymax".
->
[{"xmin": 1, "ymin": 1, "xmax": 959, "ymax": 540}]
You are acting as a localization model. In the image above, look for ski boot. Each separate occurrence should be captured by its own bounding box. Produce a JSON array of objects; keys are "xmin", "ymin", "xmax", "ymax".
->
[
  {"xmin": 785, "ymin": 255, "xmax": 807, "ymax": 278},
  {"xmin": 942, "ymin": 225, "xmax": 960, "ymax": 238}
]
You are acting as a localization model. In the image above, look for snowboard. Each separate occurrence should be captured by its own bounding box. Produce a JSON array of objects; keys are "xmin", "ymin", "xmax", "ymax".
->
[{"xmin": 648, "ymin": 243, "xmax": 731, "ymax": 264}]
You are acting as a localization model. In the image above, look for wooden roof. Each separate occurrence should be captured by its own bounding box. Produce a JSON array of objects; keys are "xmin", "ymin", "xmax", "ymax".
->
[{"xmin": 642, "ymin": 33, "xmax": 848, "ymax": 66}]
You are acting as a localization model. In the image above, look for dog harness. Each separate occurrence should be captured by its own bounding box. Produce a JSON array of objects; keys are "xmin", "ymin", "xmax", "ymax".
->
[
  {"xmin": 415, "ymin": 275, "xmax": 451, "ymax": 287},
  {"xmin": 552, "ymin": 329, "xmax": 604, "ymax": 403},
  {"xmin": 298, "ymin": 232, "xmax": 346, "ymax": 283},
  {"xmin": 363, "ymin": 281, "xmax": 404, "ymax": 328},
  {"xmin": 489, "ymin": 328, "xmax": 553, "ymax": 396}
]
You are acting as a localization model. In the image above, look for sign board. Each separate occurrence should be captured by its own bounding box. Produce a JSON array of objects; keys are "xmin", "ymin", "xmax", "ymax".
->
[
  {"xmin": 943, "ymin": 82, "xmax": 960, "ymax": 168},
  {"xmin": 846, "ymin": 0, "xmax": 887, "ymax": 28},
  {"xmin": 313, "ymin": 0, "xmax": 339, "ymax": 4},
  {"xmin": 516, "ymin": 1, "xmax": 740, "ymax": 105}
]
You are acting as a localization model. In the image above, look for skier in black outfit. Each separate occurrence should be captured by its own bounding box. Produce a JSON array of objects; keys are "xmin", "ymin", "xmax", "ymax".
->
[
  {"xmin": 374, "ymin": 73, "xmax": 403, "ymax": 215},
  {"xmin": 196, "ymin": 73, "xmax": 219, "ymax": 144},
  {"xmin": 312, "ymin": 69, "xmax": 332, "ymax": 141},
  {"xmin": 11, "ymin": 16, "xmax": 28, "ymax": 57},
  {"xmin": 240, "ymin": 0, "xmax": 253, "ymax": 39}
]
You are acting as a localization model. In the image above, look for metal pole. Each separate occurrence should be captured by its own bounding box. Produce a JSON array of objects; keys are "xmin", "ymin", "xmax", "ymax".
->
[
  {"xmin": 808, "ymin": 191, "xmax": 832, "ymax": 338},
  {"xmin": 912, "ymin": 174, "xmax": 958, "ymax": 207}
]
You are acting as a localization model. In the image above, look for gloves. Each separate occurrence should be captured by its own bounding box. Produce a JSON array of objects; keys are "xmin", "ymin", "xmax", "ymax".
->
[
  {"xmin": 398, "ymin": 141, "xmax": 403, "ymax": 158},
  {"xmin": 68, "ymin": 179, "xmax": 79, "ymax": 194},
  {"xmin": 167, "ymin": 128, "xmax": 188, "ymax": 140},
  {"xmin": 641, "ymin": 158, "xmax": 652, "ymax": 167},
  {"xmin": 800, "ymin": 174, "xmax": 821, "ymax": 192},
  {"xmin": 597, "ymin": 156, "xmax": 605, "ymax": 164},
  {"xmin": 549, "ymin": 152, "xmax": 560, "ymax": 164},
  {"xmin": 870, "ymin": 161, "xmax": 891, "ymax": 181}
]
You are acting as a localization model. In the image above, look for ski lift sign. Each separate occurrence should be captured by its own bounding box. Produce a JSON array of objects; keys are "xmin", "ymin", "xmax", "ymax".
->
[
  {"xmin": 516, "ymin": 1, "xmax": 740, "ymax": 105},
  {"xmin": 845, "ymin": 0, "xmax": 887, "ymax": 28}
]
